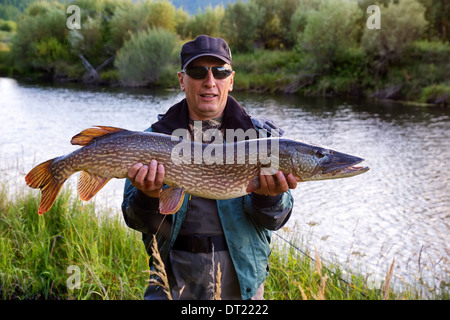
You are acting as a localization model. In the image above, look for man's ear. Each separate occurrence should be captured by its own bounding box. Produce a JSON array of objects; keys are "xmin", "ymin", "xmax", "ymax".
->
[
  {"xmin": 229, "ymin": 71, "xmax": 235, "ymax": 92},
  {"xmin": 178, "ymin": 72, "xmax": 185, "ymax": 91}
]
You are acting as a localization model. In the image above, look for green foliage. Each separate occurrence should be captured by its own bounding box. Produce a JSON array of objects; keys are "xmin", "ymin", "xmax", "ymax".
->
[
  {"xmin": 115, "ymin": 28, "xmax": 178, "ymax": 87},
  {"xmin": 0, "ymin": 19, "xmax": 16, "ymax": 32},
  {"xmin": 108, "ymin": 0, "xmax": 178, "ymax": 53},
  {"xmin": 420, "ymin": 84, "xmax": 450, "ymax": 104},
  {"xmin": 0, "ymin": 186, "xmax": 149, "ymax": 299},
  {"xmin": 146, "ymin": 0, "xmax": 177, "ymax": 32},
  {"xmin": 233, "ymin": 49, "xmax": 301, "ymax": 91},
  {"xmin": 289, "ymin": 0, "xmax": 322, "ymax": 47},
  {"xmin": 4, "ymin": 0, "xmax": 450, "ymax": 104},
  {"xmin": 418, "ymin": 0, "xmax": 450, "ymax": 42},
  {"xmin": 266, "ymin": 234, "xmax": 425, "ymax": 300},
  {"xmin": 186, "ymin": 5, "xmax": 225, "ymax": 39},
  {"xmin": 174, "ymin": 7, "xmax": 190, "ymax": 39},
  {"xmin": 11, "ymin": 1, "xmax": 71, "ymax": 73},
  {"xmin": 221, "ymin": 0, "xmax": 263, "ymax": 52},
  {"xmin": 298, "ymin": 0, "xmax": 360, "ymax": 72},
  {"xmin": 1, "ymin": 184, "xmax": 437, "ymax": 300},
  {"xmin": 0, "ymin": 4, "xmax": 21, "ymax": 21},
  {"xmin": 361, "ymin": 0, "xmax": 428, "ymax": 73}
]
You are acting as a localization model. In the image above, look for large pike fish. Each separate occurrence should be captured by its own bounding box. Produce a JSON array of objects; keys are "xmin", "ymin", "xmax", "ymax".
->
[{"xmin": 25, "ymin": 126, "xmax": 369, "ymax": 215}]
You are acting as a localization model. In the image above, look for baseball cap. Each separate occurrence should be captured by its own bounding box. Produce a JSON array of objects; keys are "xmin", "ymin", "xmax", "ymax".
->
[{"xmin": 180, "ymin": 35, "xmax": 232, "ymax": 70}]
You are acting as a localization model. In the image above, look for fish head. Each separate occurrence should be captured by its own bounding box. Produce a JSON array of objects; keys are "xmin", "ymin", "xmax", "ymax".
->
[{"xmin": 289, "ymin": 140, "xmax": 369, "ymax": 181}]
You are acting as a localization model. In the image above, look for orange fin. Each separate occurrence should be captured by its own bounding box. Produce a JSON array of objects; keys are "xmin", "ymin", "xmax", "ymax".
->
[
  {"xmin": 159, "ymin": 186, "xmax": 185, "ymax": 215},
  {"xmin": 71, "ymin": 126, "xmax": 126, "ymax": 146},
  {"xmin": 25, "ymin": 158, "xmax": 65, "ymax": 215},
  {"xmin": 78, "ymin": 171, "xmax": 111, "ymax": 201}
]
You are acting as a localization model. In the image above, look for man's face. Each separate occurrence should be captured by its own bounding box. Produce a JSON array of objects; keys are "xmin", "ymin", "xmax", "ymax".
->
[{"xmin": 178, "ymin": 56, "xmax": 234, "ymax": 121}]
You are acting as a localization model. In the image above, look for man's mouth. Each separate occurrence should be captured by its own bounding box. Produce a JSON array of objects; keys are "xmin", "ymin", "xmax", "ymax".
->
[{"xmin": 200, "ymin": 94, "xmax": 218, "ymax": 98}]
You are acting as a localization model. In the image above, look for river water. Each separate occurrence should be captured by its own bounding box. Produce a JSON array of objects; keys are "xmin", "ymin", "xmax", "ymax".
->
[{"xmin": 0, "ymin": 77, "xmax": 448, "ymax": 297}]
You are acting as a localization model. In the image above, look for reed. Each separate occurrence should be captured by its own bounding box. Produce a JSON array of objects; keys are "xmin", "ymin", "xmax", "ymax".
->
[
  {"xmin": 0, "ymin": 184, "xmax": 443, "ymax": 300},
  {"xmin": 146, "ymin": 235, "xmax": 172, "ymax": 300},
  {"xmin": 0, "ymin": 185, "xmax": 149, "ymax": 299},
  {"xmin": 266, "ymin": 234, "xmax": 421, "ymax": 300}
]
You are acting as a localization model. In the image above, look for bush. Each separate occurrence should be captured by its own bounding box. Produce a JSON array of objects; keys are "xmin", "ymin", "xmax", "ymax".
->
[
  {"xmin": 361, "ymin": 0, "xmax": 427, "ymax": 72},
  {"xmin": 186, "ymin": 5, "xmax": 224, "ymax": 39},
  {"xmin": 0, "ymin": 19, "xmax": 16, "ymax": 32},
  {"xmin": 109, "ymin": 0, "xmax": 177, "ymax": 51},
  {"xmin": 420, "ymin": 84, "xmax": 450, "ymax": 105},
  {"xmin": 11, "ymin": 1, "xmax": 71, "ymax": 73},
  {"xmin": 297, "ymin": 0, "xmax": 360, "ymax": 72},
  {"xmin": 115, "ymin": 28, "xmax": 178, "ymax": 87},
  {"xmin": 221, "ymin": 0, "xmax": 263, "ymax": 53}
]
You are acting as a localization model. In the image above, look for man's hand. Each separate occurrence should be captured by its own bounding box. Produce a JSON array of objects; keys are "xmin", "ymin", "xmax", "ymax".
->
[
  {"xmin": 246, "ymin": 170, "xmax": 298, "ymax": 196},
  {"xmin": 128, "ymin": 160, "xmax": 165, "ymax": 198}
]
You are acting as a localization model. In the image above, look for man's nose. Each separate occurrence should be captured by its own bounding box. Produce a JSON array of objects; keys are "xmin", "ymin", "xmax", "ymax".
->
[{"xmin": 203, "ymin": 69, "xmax": 216, "ymax": 87}]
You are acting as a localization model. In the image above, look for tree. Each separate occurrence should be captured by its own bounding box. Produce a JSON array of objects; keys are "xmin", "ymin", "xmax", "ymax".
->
[
  {"xmin": 174, "ymin": 7, "xmax": 190, "ymax": 39},
  {"xmin": 187, "ymin": 5, "xmax": 225, "ymax": 39},
  {"xmin": 115, "ymin": 28, "xmax": 178, "ymax": 87},
  {"xmin": 299, "ymin": 0, "xmax": 360, "ymax": 71},
  {"xmin": 289, "ymin": 0, "xmax": 323, "ymax": 47},
  {"xmin": 417, "ymin": 0, "xmax": 449, "ymax": 42},
  {"xmin": 146, "ymin": 0, "xmax": 177, "ymax": 32},
  {"xmin": 221, "ymin": 0, "xmax": 263, "ymax": 52},
  {"xmin": 109, "ymin": 1, "xmax": 151, "ymax": 51},
  {"xmin": 361, "ymin": 0, "xmax": 428, "ymax": 73},
  {"xmin": 11, "ymin": 1, "xmax": 71, "ymax": 73}
]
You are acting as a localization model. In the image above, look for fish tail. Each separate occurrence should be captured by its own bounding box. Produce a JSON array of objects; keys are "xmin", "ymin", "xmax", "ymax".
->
[{"xmin": 25, "ymin": 158, "xmax": 67, "ymax": 215}]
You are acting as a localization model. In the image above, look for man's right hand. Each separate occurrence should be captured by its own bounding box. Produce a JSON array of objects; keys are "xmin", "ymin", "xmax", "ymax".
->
[{"xmin": 128, "ymin": 160, "xmax": 165, "ymax": 198}]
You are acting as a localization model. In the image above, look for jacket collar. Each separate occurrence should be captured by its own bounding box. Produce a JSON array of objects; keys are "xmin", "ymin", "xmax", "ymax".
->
[{"xmin": 151, "ymin": 95, "xmax": 254, "ymax": 134}]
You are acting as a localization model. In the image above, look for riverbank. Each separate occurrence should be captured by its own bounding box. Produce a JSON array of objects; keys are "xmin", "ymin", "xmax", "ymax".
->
[
  {"xmin": 232, "ymin": 48, "xmax": 449, "ymax": 107},
  {"xmin": 0, "ymin": 184, "xmax": 445, "ymax": 300},
  {"xmin": 1, "ymin": 46, "xmax": 448, "ymax": 108},
  {"xmin": 1, "ymin": 0, "xmax": 449, "ymax": 107}
]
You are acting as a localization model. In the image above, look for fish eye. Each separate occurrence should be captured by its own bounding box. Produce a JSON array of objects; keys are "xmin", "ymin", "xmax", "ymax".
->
[{"xmin": 316, "ymin": 149, "xmax": 326, "ymax": 158}]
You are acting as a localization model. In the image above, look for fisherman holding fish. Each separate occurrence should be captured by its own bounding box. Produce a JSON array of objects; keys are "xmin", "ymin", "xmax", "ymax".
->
[
  {"xmin": 26, "ymin": 35, "xmax": 368, "ymax": 300},
  {"xmin": 123, "ymin": 36, "xmax": 298, "ymax": 300}
]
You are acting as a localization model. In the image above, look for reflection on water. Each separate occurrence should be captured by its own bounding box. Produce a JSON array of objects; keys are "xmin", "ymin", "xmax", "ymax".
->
[{"xmin": 1, "ymin": 77, "xmax": 449, "ymax": 296}]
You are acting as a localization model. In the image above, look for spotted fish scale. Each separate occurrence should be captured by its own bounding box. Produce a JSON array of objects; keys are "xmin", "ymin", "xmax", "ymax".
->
[{"xmin": 25, "ymin": 126, "xmax": 369, "ymax": 215}]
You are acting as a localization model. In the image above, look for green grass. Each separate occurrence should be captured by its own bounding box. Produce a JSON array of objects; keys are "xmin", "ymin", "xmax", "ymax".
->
[
  {"xmin": 267, "ymin": 234, "xmax": 414, "ymax": 300},
  {"xmin": 0, "ymin": 185, "xmax": 149, "ymax": 299},
  {"xmin": 0, "ymin": 184, "xmax": 445, "ymax": 300}
]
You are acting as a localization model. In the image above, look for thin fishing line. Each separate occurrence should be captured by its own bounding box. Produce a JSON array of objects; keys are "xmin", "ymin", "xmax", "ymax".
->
[{"xmin": 273, "ymin": 232, "xmax": 367, "ymax": 297}]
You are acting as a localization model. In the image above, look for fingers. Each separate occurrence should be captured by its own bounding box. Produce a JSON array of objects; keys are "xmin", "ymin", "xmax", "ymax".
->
[
  {"xmin": 128, "ymin": 160, "xmax": 165, "ymax": 197},
  {"xmin": 286, "ymin": 173, "xmax": 298, "ymax": 189},
  {"xmin": 252, "ymin": 171, "xmax": 299, "ymax": 196},
  {"xmin": 128, "ymin": 162, "xmax": 143, "ymax": 181},
  {"xmin": 154, "ymin": 163, "xmax": 165, "ymax": 187}
]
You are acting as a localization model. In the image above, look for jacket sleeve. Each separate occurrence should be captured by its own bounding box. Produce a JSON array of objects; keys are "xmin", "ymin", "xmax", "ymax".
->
[
  {"xmin": 121, "ymin": 179, "xmax": 171, "ymax": 239},
  {"xmin": 244, "ymin": 191, "xmax": 294, "ymax": 231}
]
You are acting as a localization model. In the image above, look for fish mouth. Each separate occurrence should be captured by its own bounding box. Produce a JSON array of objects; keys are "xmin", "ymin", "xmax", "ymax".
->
[
  {"xmin": 336, "ymin": 163, "xmax": 370, "ymax": 176},
  {"xmin": 321, "ymin": 154, "xmax": 370, "ymax": 178}
]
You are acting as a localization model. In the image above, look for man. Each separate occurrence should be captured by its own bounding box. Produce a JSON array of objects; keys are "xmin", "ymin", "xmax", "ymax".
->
[{"xmin": 122, "ymin": 35, "xmax": 298, "ymax": 300}]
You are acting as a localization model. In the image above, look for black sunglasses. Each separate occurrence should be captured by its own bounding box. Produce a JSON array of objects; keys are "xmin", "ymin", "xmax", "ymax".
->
[{"xmin": 182, "ymin": 66, "xmax": 233, "ymax": 80}]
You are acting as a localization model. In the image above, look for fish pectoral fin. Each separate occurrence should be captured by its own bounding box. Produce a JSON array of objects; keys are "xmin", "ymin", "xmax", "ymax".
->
[
  {"xmin": 78, "ymin": 171, "xmax": 111, "ymax": 201},
  {"xmin": 159, "ymin": 186, "xmax": 185, "ymax": 215}
]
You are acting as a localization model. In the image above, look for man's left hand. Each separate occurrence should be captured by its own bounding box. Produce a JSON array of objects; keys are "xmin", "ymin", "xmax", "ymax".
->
[{"xmin": 246, "ymin": 171, "xmax": 298, "ymax": 196}]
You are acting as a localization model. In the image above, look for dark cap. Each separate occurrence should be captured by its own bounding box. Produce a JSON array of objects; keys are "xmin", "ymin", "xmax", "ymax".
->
[{"xmin": 180, "ymin": 35, "xmax": 232, "ymax": 69}]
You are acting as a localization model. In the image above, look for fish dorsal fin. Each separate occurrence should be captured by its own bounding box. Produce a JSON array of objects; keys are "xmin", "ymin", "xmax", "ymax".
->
[
  {"xmin": 78, "ymin": 171, "xmax": 111, "ymax": 201},
  {"xmin": 159, "ymin": 186, "xmax": 185, "ymax": 215},
  {"xmin": 71, "ymin": 126, "xmax": 126, "ymax": 146}
]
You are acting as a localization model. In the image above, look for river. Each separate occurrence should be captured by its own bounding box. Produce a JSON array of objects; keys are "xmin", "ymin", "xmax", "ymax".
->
[{"xmin": 0, "ymin": 77, "xmax": 448, "ymax": 297}]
